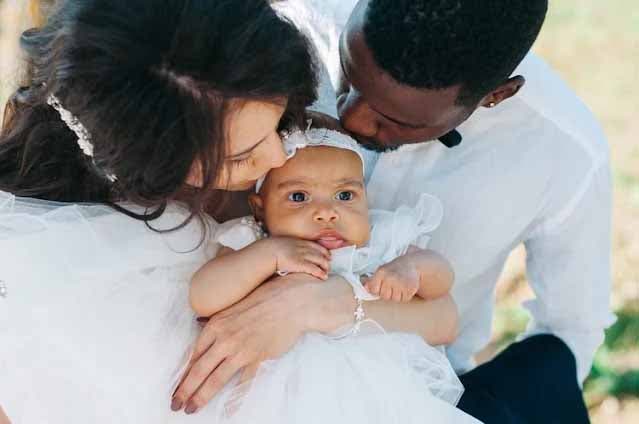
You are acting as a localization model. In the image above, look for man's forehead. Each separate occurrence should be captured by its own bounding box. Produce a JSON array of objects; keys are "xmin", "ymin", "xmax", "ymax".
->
[{"xmin": 341, "ymin": 7, "xmax": 465, "ymax": 128}]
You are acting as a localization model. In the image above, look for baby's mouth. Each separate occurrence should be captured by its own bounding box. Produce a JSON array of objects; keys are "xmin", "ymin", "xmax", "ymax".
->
[{"xmin": 315, "ymin": 230, "xmax": 348, "ymax": 250}]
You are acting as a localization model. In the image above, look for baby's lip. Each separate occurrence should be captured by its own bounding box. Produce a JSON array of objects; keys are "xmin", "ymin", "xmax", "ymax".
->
[{"xmin": 315, "ymin": 230, "xmax": 348, "ymax": 250}]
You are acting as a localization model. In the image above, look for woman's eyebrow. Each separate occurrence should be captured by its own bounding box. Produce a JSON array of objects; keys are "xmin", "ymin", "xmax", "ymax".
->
[{"xmin": 226, "ymin": 135, "xmax": 268, "ymax": 160}]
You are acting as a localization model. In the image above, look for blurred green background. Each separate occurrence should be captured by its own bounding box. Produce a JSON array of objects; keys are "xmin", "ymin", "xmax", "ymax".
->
[
  {"xmin": 1, "ymin": 1, "xmax": 637, "ymax": 422},
  {"xmin": 484, "ymin": 2, "xmax": 639, "ymax": 422}
]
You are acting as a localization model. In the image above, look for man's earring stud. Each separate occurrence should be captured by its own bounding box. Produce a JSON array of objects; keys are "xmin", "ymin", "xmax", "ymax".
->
[{"xmin": 488, "ymin": 102, "xmax": 496, "ymax": 108}]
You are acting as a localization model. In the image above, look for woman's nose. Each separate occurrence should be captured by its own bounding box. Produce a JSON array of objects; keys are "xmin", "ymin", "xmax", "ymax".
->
[
  {"xmin": 337, "ymin": 90, "xmax": 379, "ymax": 139},
  {"xmin": 313, "ymin": 203, "xmax": 339, "ymax": 223},
  {"xmin": 268, "ymin": 134, "xmax": 288, "ymax": 169}
]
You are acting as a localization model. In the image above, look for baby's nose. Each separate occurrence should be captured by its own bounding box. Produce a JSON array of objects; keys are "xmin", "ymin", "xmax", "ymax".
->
[{"xmin": 313, "ymin": 205, "xmax": 339, "ymax": 222}]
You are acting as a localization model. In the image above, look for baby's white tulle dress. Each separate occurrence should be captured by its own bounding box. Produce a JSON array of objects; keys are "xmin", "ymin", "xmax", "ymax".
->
[{"xmin": 0, "ymin": 190, "xmax": 481, "ymax": 423}]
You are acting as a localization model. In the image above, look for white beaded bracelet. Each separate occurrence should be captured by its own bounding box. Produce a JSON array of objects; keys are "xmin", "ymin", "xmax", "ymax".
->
[{"xmin": 353, "ymin": 295, "xmax": 365, "ymax": 334}]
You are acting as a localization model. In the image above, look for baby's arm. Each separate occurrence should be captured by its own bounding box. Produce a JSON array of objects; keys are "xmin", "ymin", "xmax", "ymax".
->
[
  {"xmin": 190, "ymin": 238, "xmax": 330, "ymax": 317},
  {"xmin": 364, "ymin": 246, "xmax": 454, "ymax": 302},
  {"xmin": 408, "ymin": 246, "xmax": 454, "ymax": 300}
]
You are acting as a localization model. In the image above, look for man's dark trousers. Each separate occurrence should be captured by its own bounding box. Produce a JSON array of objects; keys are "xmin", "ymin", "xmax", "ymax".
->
[{"xmin": 458, "ymin": 334, "xmax": 591, "ymax": 423}]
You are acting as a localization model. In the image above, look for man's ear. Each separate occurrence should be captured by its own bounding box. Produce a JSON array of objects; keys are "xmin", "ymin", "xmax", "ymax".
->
[
  {"xmin": 248, "ymin": 193, "xmax": 265, "ymax": 222},
  {"xmin": 481, "ymin": 75, "xmax": 526, "ymax": 108}
]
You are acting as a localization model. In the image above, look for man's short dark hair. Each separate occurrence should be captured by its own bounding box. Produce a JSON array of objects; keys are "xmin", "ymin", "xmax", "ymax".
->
[{"xmin": 363, "ymin": 0, "xmax": 548, "ymax": 106}]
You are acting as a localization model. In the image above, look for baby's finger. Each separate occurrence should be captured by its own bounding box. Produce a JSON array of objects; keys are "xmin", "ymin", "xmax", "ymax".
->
[
  {"xmin": 380, "ymin": 283, "xmax": 392, "ymax": 301},
  {"xmin": 391, "ymin": 287, "xmax": 403, "ymax": 303},
  {"xmin": 303, "ymin": 252, "xmax": 331, "ymax": 272},
  {"xmin": 299, "ymin": 261, "xmax": 329, "ymax": 280},
  {"xmin": 307, "ymin": 241, "xmax": 332, "ymax": 259},
  {"xmin": 364, "ymin": 274, "xmax": 382, "ymax": 295}
]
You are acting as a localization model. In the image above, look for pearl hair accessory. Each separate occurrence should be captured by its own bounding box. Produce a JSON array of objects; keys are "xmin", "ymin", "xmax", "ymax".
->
[{"xmin": 47, "ymin": 94, "xmax": 117, "ymax": 182}]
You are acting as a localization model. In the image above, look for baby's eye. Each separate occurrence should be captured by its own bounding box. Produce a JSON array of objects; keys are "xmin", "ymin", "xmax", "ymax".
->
[
  {"xmin": 336, "ymin": 191, "xmax": 354, "ymax": 201},
  {"xmin": 288, "ymin": 192, "xmax": 309, "ymax": 202}
]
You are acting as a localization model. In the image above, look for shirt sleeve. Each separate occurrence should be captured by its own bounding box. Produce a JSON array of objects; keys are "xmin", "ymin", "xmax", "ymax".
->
[{"xmin": 521, "ymin": 161, "xmax": 616, "ymax": 383}]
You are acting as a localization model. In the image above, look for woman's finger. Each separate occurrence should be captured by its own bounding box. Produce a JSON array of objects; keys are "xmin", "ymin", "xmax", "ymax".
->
[
  {"xmin": 184, "ymin": 357, "xmax": 243, "ymax": 414},
  {"xmin": 191, "ymin": 321, "xmax": 219, "ymax": 362},
  {"xmin": 172, "ymin": 342, "xmax": 229, "ymax": 410}
]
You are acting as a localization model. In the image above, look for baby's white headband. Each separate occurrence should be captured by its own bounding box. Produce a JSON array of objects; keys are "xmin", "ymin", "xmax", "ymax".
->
[{"xmin": 255, "ymin": 126, "xmax": 366, "ymax": 193}]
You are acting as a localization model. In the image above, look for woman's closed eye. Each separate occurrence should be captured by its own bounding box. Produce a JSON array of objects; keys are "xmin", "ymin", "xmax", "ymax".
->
[{"xmin": 230, "ymin": 155, "xmax": 253, "ymax": 168}]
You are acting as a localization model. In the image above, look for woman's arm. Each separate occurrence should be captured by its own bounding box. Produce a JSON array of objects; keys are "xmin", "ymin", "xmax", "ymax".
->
[
  {"xmin": 312, "ymin": 275, "xmax": 458, "ymax": 345},
  {"xmin": 172, "ymin": 273, "xmax": 458, "ymax": 414}
]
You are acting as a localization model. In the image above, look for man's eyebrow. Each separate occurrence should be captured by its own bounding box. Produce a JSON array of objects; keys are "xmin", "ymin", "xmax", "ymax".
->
[
  {"xmin": 226, "ymin": 136, "xmax": 267, "ymax": 160},
  {"xmin": 338, "ymin": 34, "xmax": 433, "ymax": 130}
]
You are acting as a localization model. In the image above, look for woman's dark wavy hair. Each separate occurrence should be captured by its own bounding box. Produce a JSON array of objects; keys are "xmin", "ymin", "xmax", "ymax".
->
[{"xmin": 0, "ymin": 0, "xmax": 317, "ymax": 224}]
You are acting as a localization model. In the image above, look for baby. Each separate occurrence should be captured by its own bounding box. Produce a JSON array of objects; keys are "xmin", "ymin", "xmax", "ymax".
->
[
  {"xmin": 184, "ymin": 120, "xmax": 474, "ymax": 424},
  {"xmin": 190, "ymin": 121, "xmax": 455, "ymax": 317}
]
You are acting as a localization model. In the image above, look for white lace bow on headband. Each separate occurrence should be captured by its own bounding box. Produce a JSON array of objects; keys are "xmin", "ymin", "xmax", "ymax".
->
[
  {"xmin": 47, "ymin": 94, "xmax": 117, "ymax": 182},
  {"xmin": 255, "ymin": 125, "xmax": 366, "ymax": 193}
]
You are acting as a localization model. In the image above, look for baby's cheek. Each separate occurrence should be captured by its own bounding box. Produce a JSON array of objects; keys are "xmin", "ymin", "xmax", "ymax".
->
[
  {"xmin": 267, "ymin": 214, "xmax": 311, "ymax": 239},
  {"xmin": 351, "ymin": 214, "xmax": 371, "ymax": 247}
]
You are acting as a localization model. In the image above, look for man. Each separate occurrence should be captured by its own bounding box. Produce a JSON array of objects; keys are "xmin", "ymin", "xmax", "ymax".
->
[
  {"xmin": 173, "ymin": 1, "xmax": 614, "ymax": 422},
  {"xmin": 305, "ymin": 0, "xmax": 614, "ymax": 422}
]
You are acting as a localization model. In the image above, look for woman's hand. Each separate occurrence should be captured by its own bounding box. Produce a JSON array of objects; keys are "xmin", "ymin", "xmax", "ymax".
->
[{"xmin": 171, "ymin": 273, "xmax": 355, "ymax": 415}]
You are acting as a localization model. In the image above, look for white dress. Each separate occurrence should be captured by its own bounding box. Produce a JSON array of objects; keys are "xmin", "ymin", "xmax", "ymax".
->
[{"xmin": 0, "ymin": 191, "xmax": 481, "ymax": 424}]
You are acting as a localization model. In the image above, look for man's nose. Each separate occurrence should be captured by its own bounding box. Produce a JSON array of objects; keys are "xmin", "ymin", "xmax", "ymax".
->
[
  {"xmin": 337, "ymin": 90, "xmax": 379, "ymax": 139},
  {"xmin": 313, "ymin": 202, "xmax": 339, "ymax": 223}
]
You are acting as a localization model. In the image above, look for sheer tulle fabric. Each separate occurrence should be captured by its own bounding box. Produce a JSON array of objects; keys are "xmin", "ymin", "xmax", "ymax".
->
[{"xmin": 0, "ymin": 192, "xmax": 480, "ymax": 423}]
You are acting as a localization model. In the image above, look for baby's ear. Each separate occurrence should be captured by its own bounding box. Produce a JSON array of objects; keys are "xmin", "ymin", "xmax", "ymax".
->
[{"xmin": 248, "ymin": 194, "xmax": 265, "ymax": 221}]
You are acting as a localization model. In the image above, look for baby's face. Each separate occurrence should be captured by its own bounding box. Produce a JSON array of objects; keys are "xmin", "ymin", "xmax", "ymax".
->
[{"xmin": 252, "ymin": 146, "xmax": 370, "ymax": 249}]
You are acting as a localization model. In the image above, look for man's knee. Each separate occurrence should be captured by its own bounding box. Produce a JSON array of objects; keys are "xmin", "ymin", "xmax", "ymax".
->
[{"xmin": 508, "ymin": 334, "xmax": 578, "ymax": 382}]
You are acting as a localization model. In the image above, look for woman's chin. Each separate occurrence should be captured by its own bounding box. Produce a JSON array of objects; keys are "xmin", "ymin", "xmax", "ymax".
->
[{"xmin": 224, "ymin": 180, "xmax": 257, "ymax": 192}]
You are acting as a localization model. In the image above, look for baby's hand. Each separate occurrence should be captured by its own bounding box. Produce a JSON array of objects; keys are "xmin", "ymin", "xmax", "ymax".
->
[
  {"xmin": 364, "ymin": 255, "xmax": 420, "ymax": 302},
  {"xmin": 268, "ymin": 237, "xmax": 331, "ymax": 280}
]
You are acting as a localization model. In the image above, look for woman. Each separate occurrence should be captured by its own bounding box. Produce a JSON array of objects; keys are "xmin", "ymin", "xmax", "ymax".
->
[
  {"xmin": 0, "ymin": 0, "xmax": 316, "ymax": 421},
  {"xmin": 0, "ymin": 0, "xmax": 458, "ymax": 421}
]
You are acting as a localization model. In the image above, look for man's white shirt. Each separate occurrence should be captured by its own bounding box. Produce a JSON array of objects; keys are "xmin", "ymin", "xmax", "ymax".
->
[{"xmin": 277, "ymin": 0, "xmax": 615, "ymax": 382}]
